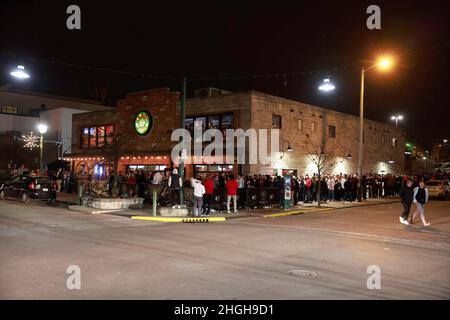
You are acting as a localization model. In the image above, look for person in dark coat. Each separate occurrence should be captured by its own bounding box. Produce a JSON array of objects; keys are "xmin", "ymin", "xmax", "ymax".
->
[
  {"xmin": 399, "ymin": 179, "xmax": 414, "ymax": 225},
  {"xmin": 344, "ymin": 178, "xmax": 353, "ymax": 202}
]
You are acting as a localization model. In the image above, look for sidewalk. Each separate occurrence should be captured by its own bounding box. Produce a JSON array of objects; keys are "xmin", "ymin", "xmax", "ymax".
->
[
  {"xmin": 125, "ymin": 197, "xmax": 400, "ymax": 220},
  {"xmin": 62, "ymin": 193, "xmax": 399, "ymax": 220}
]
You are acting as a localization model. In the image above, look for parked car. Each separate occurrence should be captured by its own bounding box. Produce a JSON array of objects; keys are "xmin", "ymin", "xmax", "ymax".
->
[
  {"xmin": 0, "ymin": 170, "xmax": 11, "ymax": 185},
  {"xmin": 426, "ymin": 180, "xmax": 450, "ymax": 200},
  {"xmin": 0, "ymin": 175, "xmax": 57, "ymax": 203}
]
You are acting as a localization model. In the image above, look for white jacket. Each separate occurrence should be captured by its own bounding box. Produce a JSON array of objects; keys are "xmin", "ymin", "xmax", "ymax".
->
[{"xmin": 191, "ymin": 179, "xmax": 206, "ymax": 197}]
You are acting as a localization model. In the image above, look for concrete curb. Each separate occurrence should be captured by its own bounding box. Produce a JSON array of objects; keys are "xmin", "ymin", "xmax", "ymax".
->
[
  {"xmin": 262, "ymin": 200, "xmax": 400, "ymax": 218},
  {"xmin": 263, "ymin": 207, "xmax": 333, "ymax": 218},
  {"xmin": 131, "ymin": 216, "xmax": 226, "ymax": 223},
  {"xmin": 68, "ymin": 205, "xmax": 124, "ymax": 215}
]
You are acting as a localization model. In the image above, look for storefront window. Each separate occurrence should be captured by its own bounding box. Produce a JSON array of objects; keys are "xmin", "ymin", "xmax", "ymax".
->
[
  {"xmin": 82, "ymin": 128, "xmax": 89, "ymax": 148},
  {"xmin": 221, "ymin": 114, "xmax": 233, "ymax": 133},
  {"xmin": 89, "ymin": 127, "xmax": 97, "ymax": 148},
  {"xmin": 207, "ymin": 116, "xmax": 220, "ymax": 130},
  {"xmin": 81, "ymin": 125, "xmax": 114, "ymax": 148},
  {"xmin": 106, "ymin": 125, "xmax": 114, "ymax": 145},
  {"xmin": 194, "ymin": 164, "xmax": 234, "ymax": 177},
  {"xmin": 97, "ymin": 126, "xmax": 105, "ymax": 147}
]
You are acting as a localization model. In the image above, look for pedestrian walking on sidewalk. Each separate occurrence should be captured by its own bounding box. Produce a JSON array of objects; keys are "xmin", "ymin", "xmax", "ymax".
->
[
  {"xmin": 225, "ymin": 174, "xmax": 239, "ymax": 213},
  {"xmin": 191, "ymin": 177, "xmax": 206, "ymax": 216},
  {"xmin": 410, "ymin": 181, "xmax": 431, "ymax": 226},
  {"xmin": 399, "ymin": 179, "xmax": 414, "ymax": 225}
]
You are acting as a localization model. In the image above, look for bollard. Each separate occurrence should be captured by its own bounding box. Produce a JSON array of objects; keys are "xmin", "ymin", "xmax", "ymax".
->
[
  {"xmin": 152, "ymin": 189, "xmax": 157, "ymax": 216},
  {"xmin": 77, "ymin": 182, "xmax": 83, "ymax": 205}
]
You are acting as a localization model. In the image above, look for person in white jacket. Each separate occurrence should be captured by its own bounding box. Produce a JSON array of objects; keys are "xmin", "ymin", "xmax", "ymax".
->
[{"xmin": 191, "ymin": 177, "xmax": 206, "ymax": 216}]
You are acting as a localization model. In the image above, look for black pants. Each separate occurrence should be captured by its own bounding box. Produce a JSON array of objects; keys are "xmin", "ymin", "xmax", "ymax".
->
[
  {"xmin": 171, "ymin": 189, "xmax": 180, "ymax": 206},
  {"xmin": 401, "ymin": 201, "xmax": 412, "ymax": 220},
  {"xmin": 203, "ymin": 194, "xmax": 212, "ymax": 215}
]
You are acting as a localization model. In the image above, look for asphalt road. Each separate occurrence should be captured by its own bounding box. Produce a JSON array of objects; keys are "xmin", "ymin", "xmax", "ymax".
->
[{"xmin": 0, "ymin": 198, "xmax": 449, "ymax": 299}]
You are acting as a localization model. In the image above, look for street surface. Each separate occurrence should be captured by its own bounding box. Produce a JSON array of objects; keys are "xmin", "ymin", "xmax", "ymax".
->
[{"xmin": 0, "ymin": 199, "xmax": 449, "ymax": 299}]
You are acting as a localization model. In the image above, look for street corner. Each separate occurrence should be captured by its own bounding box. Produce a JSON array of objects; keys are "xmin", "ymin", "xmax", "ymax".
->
[{"xmin": 130, "ymin": 215, "xmax": 226, "ymax": 223}]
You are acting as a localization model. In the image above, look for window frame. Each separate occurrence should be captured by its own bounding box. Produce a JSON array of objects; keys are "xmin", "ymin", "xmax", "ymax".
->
[{"xmin": 81, "ymin": 124, "xmax": 114, "ymax": 148}]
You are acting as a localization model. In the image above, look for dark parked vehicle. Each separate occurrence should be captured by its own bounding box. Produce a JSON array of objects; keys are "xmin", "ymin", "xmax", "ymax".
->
[
  {"xmin": 0, "ymin": 175, "xmax": 57, "ymax": 203},
  {"xmin": 0, "ymin": 170, "xmax": 11, "ymax": 185}
]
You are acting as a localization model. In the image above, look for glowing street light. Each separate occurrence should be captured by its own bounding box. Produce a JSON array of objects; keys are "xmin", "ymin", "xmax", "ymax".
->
[
  {"xmin": 38, "ymin": 123, "xmax": 48, "ymax": 134},
  {"xmin": 318, "ymin": 78, "xmax": 335, "ymax": 92},
  {"xmin": 10, "ymin": 65, "xmax": 30, "ymax": 79},
  {"xmin": 390, "ymin": 115, "xmax": 403, "ymax": 127},
  {"xmin": 377, "ymin": 56, "xmax": 394, "ymax": 71}
]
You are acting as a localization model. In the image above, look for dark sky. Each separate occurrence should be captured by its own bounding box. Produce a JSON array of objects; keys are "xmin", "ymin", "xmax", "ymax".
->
[{"xmin": 1, "ymin": 0, "xmax": 449, "ymax": 148}]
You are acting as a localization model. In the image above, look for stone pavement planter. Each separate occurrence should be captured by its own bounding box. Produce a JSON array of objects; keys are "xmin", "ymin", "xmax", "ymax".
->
[{"xmin": 81, "ymin": 196, "xmax": 144, "ymax": 210}]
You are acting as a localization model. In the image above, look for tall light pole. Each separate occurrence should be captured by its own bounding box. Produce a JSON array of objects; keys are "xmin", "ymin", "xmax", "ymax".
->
[
  {"xmin": 357, "ymin": 56, "xmax": 393, "ymax": 201},
  {"xmin": 390, "ymin": 115, "xmax": 403, "ymax": 127},
  {"xmin": 179, "ymin": 77, "xmax": 186, "ymax": 205},
  {"xmin": 38, "ymin": 123, "xmax": 48, "ymax": 175}
]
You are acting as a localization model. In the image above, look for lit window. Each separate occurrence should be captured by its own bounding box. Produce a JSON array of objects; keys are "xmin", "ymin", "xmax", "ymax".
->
[
  {"xmin": 2, "ymin": 105, "xmax": 17, "ymax": 114},
  {"xmin": 89, "ymin": 127, "xmax": 97, "ymax": 148},
  {"xmin": 311, "ymin": 122, "xmax": 316, "ymax": 132},
  {"xmin": 82, "ymin": 127, "xmax": 89, "ymax": 148},
  {"xmin": 298, "ymin": 119, "xmax": 303, "ymax": 131},
  {"xmin": 106, "ymin": 125, "xmax": 114, "ymax": 145},
  {"xmin": 392, "ymin": 137, "xmax": 398, "ymax": 147},
  {"xmin": 97, "ymin": 126, "xmax": 105, "ymax": 148}
]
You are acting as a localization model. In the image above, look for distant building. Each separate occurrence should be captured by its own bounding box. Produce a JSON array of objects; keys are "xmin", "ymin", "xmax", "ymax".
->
[
  {"xmin": 0, "ymin": 86, "xmax": 112, "ymax": 169},
  {"xmin": 66, "ymin": 87, "xmax": 405, "ymax": 180}
]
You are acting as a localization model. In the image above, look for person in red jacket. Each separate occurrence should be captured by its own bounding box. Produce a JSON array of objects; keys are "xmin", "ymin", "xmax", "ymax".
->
[
  {"xmin": 203, "ymin": 174, "xmax": 215, "ymax": 216},
  {"xmin": 225, "ymin": 174, "xmax": 239, "ymax": 213}
]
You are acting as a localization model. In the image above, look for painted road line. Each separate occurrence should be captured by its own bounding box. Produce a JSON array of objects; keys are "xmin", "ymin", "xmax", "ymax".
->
[
  {"xmin": 263, "ymin": 207, "xmax": 333, "ymax": 218},
  {"xmin": 131, "ymin": 216, "xmax": 226, "ymax": 223}
]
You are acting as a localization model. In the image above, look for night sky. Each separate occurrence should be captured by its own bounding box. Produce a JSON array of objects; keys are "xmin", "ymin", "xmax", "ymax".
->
[{"xmin": 1, "ymin": 0, "xmax": 449, "ymax": 148}]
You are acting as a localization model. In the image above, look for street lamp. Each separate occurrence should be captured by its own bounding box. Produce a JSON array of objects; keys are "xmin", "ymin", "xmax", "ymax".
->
[
  {"xmin": 280, "ymin": 140, "xmax": 293, "ymax": 159},
  {"xmin": 38, "ymin": 123, "xmax": 48, "ymax": 175},
  {"xmin": 318, "ymin": 78, "xmax": 336, "ymax": 92},
  {"xmin": 357, "ymin": 55, "xmax": 394, "ymax": 201},
  {"xmin": 10, "ymin": 65, "xmax": 30, "ymax": 79},
  {"xmin": 390, "ymin": 115, "xmax": 403, "ymax": 127}
]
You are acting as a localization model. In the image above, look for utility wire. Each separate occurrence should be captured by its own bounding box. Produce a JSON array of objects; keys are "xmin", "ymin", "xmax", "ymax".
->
[{"xmin": 1, "ymin": 41, "xmax": 448, "ymax": 82}]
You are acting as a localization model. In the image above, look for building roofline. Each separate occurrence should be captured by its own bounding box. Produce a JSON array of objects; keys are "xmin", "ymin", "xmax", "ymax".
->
[{"xmin": 0, "ymin": 86, "xmax": 112, "ymax": 108}]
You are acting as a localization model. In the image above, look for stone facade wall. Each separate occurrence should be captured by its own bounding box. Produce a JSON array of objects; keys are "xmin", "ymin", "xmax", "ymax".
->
[
  {"xmin": 70, "ymin": 87, "xmax": 405, "ymax": 178},
  {"xmin": 249, "ymin": 91, "xmax": 405, "ymax": 176},
  {"xmin": 186, "ymin": 92, "xmax": 252, "ymax": 175},
  {"xmin": 185, "ymin": 90, "xmax": 405, "ymax": 176}
]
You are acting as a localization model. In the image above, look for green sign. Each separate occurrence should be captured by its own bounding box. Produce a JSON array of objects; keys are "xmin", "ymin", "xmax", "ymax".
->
[{"xmin": 134, "ymin": 111, "xmax": 153, "ymax": 136}]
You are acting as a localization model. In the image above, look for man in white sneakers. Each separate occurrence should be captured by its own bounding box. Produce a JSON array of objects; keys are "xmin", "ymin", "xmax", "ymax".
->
[
  {"xmin": 410, "ymin": 180, "xmax": 431, "ymax": 226},
  {"xmin": 191, "ymin": 177, "xmax": 206, "ymax": 217},
  {"xmin": 399, "ymin": 179, "xmax": 414, "ymax": 225}
]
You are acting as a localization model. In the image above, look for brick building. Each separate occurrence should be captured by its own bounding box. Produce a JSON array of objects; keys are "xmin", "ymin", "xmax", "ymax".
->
[{"xmin": 66, "ymin": 87, "xmax": 405, "ymax": 179}]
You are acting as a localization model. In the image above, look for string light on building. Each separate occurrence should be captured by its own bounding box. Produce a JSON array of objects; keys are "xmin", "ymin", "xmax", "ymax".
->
[{"xmin": 22, "ymin": 132, "xmax": 40, "ymax": 150}]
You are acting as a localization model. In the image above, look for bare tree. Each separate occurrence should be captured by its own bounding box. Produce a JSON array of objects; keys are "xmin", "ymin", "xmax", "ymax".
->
[{"xmin": 304, "ymin": 134, "xmax": 337, "ymax": 207}]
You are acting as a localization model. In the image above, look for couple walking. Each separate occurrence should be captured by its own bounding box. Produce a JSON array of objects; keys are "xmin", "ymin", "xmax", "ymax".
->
[{"xmin": 399, "ymin": 180, "xmax": 431, "ymax": 226}]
